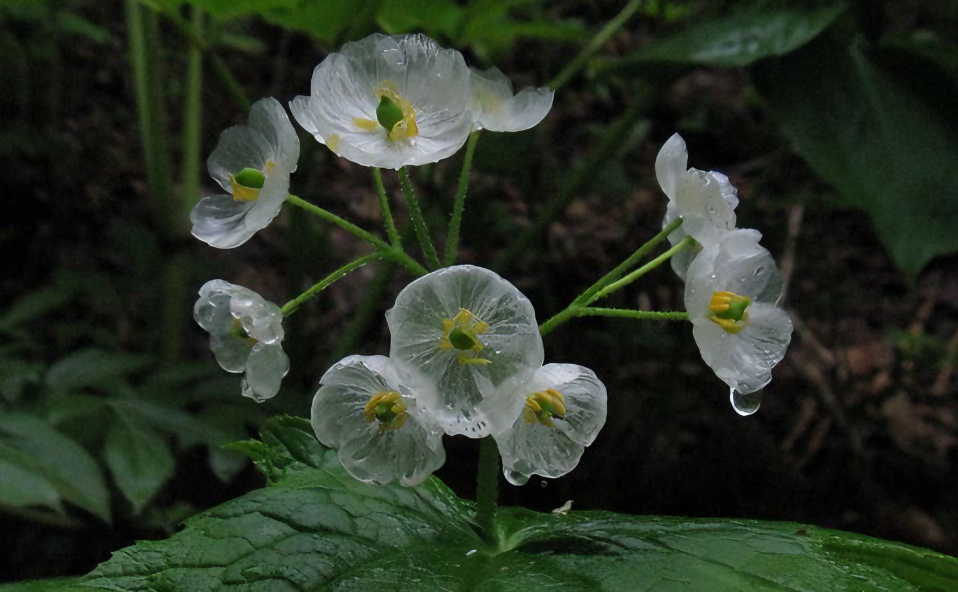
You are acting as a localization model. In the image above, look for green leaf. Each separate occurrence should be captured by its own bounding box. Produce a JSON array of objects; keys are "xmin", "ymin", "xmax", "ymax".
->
[
  {"xmin": 0, "ymin": 443, "xmax": 63, "ymax": 512},
  {"xmin": 0, "ymin": 413, "xmax": 110, "ymax": 522},
  {"xmin": 45, "ymin": 348, "xmax": 152, "ymax": 392},
  {"xmin": 104, "ymin": 412, "xmax": 175, "ymax": 514},
  {"xmin": 0, "ymin": 285, "xmax": 71, "ymax": 333},
  {"xmin": 10, "ymin": 416, "xmax": 951, "ymax": 591},
  {"xmin": 753, "ymin": 32, "xmax": 958, "ymax": 275},
  {"xmin": 597, "ymin": 3, "xmax": 846, "ymax": 72}
]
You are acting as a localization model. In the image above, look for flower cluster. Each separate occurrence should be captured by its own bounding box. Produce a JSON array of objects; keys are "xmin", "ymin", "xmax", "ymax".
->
[
  {"xmin": 311, "ymin": 266, "xmax": 607, "ymax": 487},
  {"xmin": 655, "ymin": 134, "xmax": 793, "ymax": 414}
]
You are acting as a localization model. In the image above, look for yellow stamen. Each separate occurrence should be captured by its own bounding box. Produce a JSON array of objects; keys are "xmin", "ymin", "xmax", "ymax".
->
[
  {"xmin": 374, "ymin": 84, "xmax": 418, "ymax": 142},
  {"xmin": 709, "ymin": 290, "xmax": 751, "ymax": 334},
  {"xmin": 439, "ymin": 308, "xmax": 492, "ymax": 365},
  {"xmin": 524, "ymin": 389, "xmax": 567, "ymax": 428},
  {"xmin": 363, "ymin": 390, "xmax": 408, "ymax": 432},
  {"xmin": 353, "ymin": 118, "xmax": 379, "ymax": 131}
]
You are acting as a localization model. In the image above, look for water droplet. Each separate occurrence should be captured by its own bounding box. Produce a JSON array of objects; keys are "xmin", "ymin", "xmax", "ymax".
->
[
  {"xmin": 731, "ymin": 388, "xmax": 762, "ymax": 416},
  {"xmin": 753, "ymin": 266, "xmax": 764, "ymax": 276}
]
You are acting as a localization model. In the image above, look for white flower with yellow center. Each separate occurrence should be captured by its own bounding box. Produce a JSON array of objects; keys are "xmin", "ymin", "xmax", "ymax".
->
[
  {"xmin": 311, "ymin": 355, "xmax": 446, "ymax": 487},
  {"xmin": 290, "ymin": 34, "xmax": 474, "ymax": 170},
  {"xmin": 191, "ymin": 98, "xmax": 299, "ymax": 249},
  {"xmin": 656, "ymin": 133, "xmax": 739, "ymax": 280},
  {"xmin": 468, "ymin": 66, "xmax": 554, "ymax": 132},
  {"xmin": 685, "ymin": 229, "xmax": 793, "ymax": 412},
  {"xmin": 490, "ymin": 364, "xmax": 607, "ymax": 486},
  {"xmin": 193, "ymin": 280, "xmax": 289, "ymax": 402},
  {"xmin": 386, "ymin": 265, "xmax": 544, "ymax": 437}
]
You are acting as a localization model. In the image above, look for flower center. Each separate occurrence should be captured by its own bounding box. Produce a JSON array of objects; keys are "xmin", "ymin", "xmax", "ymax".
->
[
  {"xmin": 229, "ymin": 319, "xmax": 258, "ymax": 348},
  {"xmin": 439, "ymin": 308, "xmax": 491, "ymax": 366},
  {"xmin": 352, "ymin": 84, "xmax": 418, "ymax": 142},
  {"xmin": 229, "ymin": 161, "xmax": 275, "ymax": 202},
  {"xmin": 709, "ymin": 291, "xmax": 751, "ymax": 334},
  {"xmin": 363, "ymin": 391, "xmax": 408, "ymax": 432},
  {"xmin": 523, "ymin": 389, "xmax": 567, "ymax": 428}
]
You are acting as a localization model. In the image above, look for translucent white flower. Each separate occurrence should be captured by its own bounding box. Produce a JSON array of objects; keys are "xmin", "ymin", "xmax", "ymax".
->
[
  {"xmin": 191, "ymin": 98, "xmax": 300, "ymax": 249},
  {"xmin": 386, "ymin": 265, "xmax": 544, "ymax": 438},
  {"xmin": 468, "ymin": 66, "xmax": 554, "ymax": 132},
  {"xmin": 290, "ymin": 34, "xmax": 474, "ymax": 170},
  {"xmin": 311, "ymin": 355, "xmax": 445, "ymax": 487},
  {"xmin": 193, "ymin": 280, "xmax": 289, "ymax": 402},
  {"xmin": 685, "ymin": 229, "xmax": 793, "ymax": 405},
  {"xmin": 490, "ymin": 364, "xmax": 607, "ymax": 486},
  {"xmin": 656, "ymin": 133, "xmax": 739, "ymax": 280}
]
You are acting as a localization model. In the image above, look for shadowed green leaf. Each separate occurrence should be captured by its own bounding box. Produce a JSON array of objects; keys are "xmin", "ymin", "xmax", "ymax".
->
[{"xmin": 104, "ymin": 412, "xmax": 175, "ymax": 514}]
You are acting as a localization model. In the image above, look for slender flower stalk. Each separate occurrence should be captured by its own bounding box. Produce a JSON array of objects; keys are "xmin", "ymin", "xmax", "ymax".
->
[
  {"xmin": 589, "ymin": 237, "xmax": 696, "ymax": 303},
  {"xmin": 444, "ymin": 130, "xmax": 480, "ymax": 266},
  {"xmin": 475, "ymin": 436, "xmax": 500, "ymax": 539},
  {"xmin": 372, "ymin": 167, "xmax": 402, "ymax": 248},
  {"xmin": 281, "ymin": 252, "xmax": 383, "ymax": 317},
  {"xmin": 398, "ymin": 167, "xmax": 442, "ymax": 270}
]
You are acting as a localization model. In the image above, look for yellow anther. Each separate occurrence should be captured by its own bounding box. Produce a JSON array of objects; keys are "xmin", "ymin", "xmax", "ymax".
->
[
  {"xmin": 524, "ymin": 389, "xmax": 567, "ymax": 428},
  {"xmin": 353, "ymin": 118, "xmax": 379, "ymax": 131},
  {"xmin": 363, "ymin": 391, "xmax": 408, "ymax": 432},
  {"xmin": 709, "ymin": 290, "xmax": 751, "ymax": 334}
]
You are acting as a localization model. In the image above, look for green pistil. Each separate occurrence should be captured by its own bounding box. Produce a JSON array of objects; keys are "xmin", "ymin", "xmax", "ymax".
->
[
  {"xmin": 448, "ymin": 327, "xmax": 476, "ymax": 351},
  {"xmin": 233, "ymin": 167, "xmax": 266, "ymax": 189},
  {"xmin": 376, "ymin": 95, "xmax": 404, "ymax": 134}
]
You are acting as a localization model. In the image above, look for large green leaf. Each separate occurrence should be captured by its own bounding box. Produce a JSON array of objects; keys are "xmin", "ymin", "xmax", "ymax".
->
[
  {"xmin": 753, "ymin": 31, "xmax": 958, "ymax": 275},
  {"xmin": 103, "ymin": 412, "xmax": 175, "ymax": 515},
  {"xmin": 45, "ymin": 348, "xmax": 152, "ymax": 392},
  {"xmin": 4, "ymin": 416, "xmax": 953, "ymax": 591},
  {"xmin": 596, "ymin": 3, "xmax": 846, "ymax": 72}
]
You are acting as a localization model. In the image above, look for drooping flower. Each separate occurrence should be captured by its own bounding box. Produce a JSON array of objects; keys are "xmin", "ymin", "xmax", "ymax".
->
[
  {"xmin": 311, "ymin": 355, "xmax": 446, "ymax": 487},
  {"xmin": 290, "ymin": 34, "xmax": 475, "ymax": 170},
  {"xmin": 193, "ymin": 280, "xmax": 289, "ymax": 402},
  {"xmin": 490, "ymin": 364, "xmax": 607, "ymax": 486},
  {"xmin": 468, "ymin": 66, "xmax": 554, "ymax": 132},
  {"xmin": 386, "ymin": 265, "xmax": 544, "ymax": 437},
  {"xmin": 684, "ymin": 229, "xmax": 793, "ymax": 412},
  {"xmin": 656, "ymin": 133, "xmax": 739, "ymax": 280},
  {"xmin": 191, "ymin": 98, "xmax": 300, "ymax": 249}
]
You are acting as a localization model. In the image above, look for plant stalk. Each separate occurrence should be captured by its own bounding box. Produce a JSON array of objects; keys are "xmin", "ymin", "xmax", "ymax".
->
[
  {"xmin": 398, "ymin": 167, "xmax": 441, "ymax": 270},
  {"xmin": 444, "ymin": 130, "xmax": 480, "ymax": 266},
  {"xmin": 372, "ymin": 168, "xmax": 402, "ymax": 248},
  {"xmin": 281, "ymin": 252, "xmax": 383, "ymax": 317},
  {"xmin": 476, "ymin": 436, "xmax": 500, "ymax": 540}
]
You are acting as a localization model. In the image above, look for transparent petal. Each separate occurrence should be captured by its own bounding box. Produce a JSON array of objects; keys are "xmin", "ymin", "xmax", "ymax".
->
[
  {"xmin": 534, "ymin": 364, "xmax": 608, "ymax": 447},
  {"xmin": 673, "ymin": 168, "xmax": 737, "ymax": 247},
  {"xmin": 338, "ymin": 418, "xmax": 446, "ymax": 487},
  {"xmin": 387, "ymin": 266, "xmax": 543, "ymax": 437},
  {"xmin": 654, "ymin": 133, "xmax": 688, "ymax": 201},
  {"xmin": 207, "ymin": 126, "xmax": 273, "ymax": 193},
  {"xmin": 494, "ymin": 415, "xmax": 585, "ymax": 486},
  {"xmin": 469, "ymin": 66, "xmax": 554, "ymax": 132},
  {"xmin": 231, "ymin": 286, "xmax": 285, "ymax": 344},
  {"xmin": 241, "ymin": 342, "xmax": 289, "ymax": 402},
  {"xmin": 194, "ymin": 279, "xmax": 236, "ymax": 334},
  {"xmin": 247, "ymin": 97, "xmax": 300, "ymax": 173},
  {"xmin": 190, "ymin": 195, "xmax": 260, "ymax": 249},
  {"xmin": 209, "ymin": 332, "xmax": 252, "ymax": 373},
  {"xmin": 691, "ymin": 303, "xmax": 793, "ymax": 395},
  {"xmin": 663, "ymin": 203, "xmax": 700, "ymax": 282}
]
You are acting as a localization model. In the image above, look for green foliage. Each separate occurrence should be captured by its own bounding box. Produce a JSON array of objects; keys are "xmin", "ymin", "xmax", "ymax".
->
[
  {"xmin": 7, "ymin": 416, "xmax": 951, "ymax": 591},
  {"xmin": 753, "ymin": 30, "xmax": 958, "ymax": 275}
]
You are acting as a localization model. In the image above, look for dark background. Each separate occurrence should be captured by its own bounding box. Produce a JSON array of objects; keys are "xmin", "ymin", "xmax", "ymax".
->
[{"xmin": 1, "ymin": 0, "xmax": 955, "ymax": 583}]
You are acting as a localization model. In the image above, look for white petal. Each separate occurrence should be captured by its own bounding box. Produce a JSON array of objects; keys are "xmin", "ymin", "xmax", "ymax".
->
[
  {"xmin": 655, "ymin": 133, "xmax": 688, "ymax": 201},
  {"xmin": 387, "ymin": 266, "xmax": 544, "ymax": 437},
  {"xmin": 338, "ymin": 418, "xmax": 446, "ymax": 487},
  {"xmin": 247, "ymin": 97, "xmax": 300, "ymax": 173},
  {"xmin": 534, "ymin": 364, "xmax": 607, "ymax": 447},
  {"xmin": 469, "ymin": 67, "xmax": 554, "ymax": 132},
  {"xmin": 241, "ymin": 342, "xmax": 289, "ymax": 402},
  {"xmin": 495, "ymin": 416, "xmax": 586, "ymax": 486},
  {"xmin": 190, "ymin": 183, "xmax": 285, "ymax": 249},
  {"xmin": 194, "ymin": 279, "xmax": 236, "ymax": 334},
  {"xmin": 691, "ymin": 303, "xmax": 793, "ymax": 395},
  {"xmin": 209, "ymin": 332, "xmax": 251, "ymax": 373},
  {"xmin": 230, "ymin": 285, "xmax": 285, "ymax": 344},
  {"xmin": 663, "ymin": 202, "xmax": 700, "ymax": 282},
  {"xmin": 207, "ymin": 126, "xmax": 273, "ymax": 194},
  {"xmin": 673, "ymin": 168, "xmax": 737, "ymax": 247}
]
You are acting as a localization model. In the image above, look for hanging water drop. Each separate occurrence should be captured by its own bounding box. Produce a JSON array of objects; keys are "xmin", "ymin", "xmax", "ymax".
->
[{"xmin": 731, "ymin": 388, "xmax": 762, "ymax": 416}]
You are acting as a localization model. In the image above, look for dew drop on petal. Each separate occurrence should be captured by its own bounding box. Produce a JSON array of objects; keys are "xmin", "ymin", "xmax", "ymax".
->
[
  {"xmin": 731, "ymin": 388, "xmax": 762, "ymax": 416},
  {"xmin": 506, "ymin": 469, "xmax": 530, "ymax": 486}
]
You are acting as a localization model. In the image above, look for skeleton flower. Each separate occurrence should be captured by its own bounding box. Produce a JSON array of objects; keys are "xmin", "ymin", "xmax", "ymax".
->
[
  {"xmin": 191, "ymin": 98, "xmax": 300, "ymax": 249},
  {"xmin": 386, "ymin": 266, "xmax": 544, "ymax": 437},
  {"xmin": 685, "ymin": 229, "xmax": 793, "ymax": 410},
  {"xmin": 468, "ymin": 66, "xmax": 554, "ymax": 132},
  {"xmin": 490, "ymin": 364, "xmax": 607, "ymax": 486},
  {"xmin": 290, "ymin": 34, "xmax": 474, "ymax": 169},
  {"xmin": 193, "ymin": 280, "xmax": 289, "ymax": 402},
  {"xmin": 311, "ymin": 355, "xmax": 445, "ymax": 487},
  {"xmin": 656, "ymin": 133, "xmax": 739, "ymax": 280}
]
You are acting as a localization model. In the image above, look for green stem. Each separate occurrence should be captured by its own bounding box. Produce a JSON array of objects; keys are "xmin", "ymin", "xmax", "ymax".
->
[
  {"xmin": 372, "ymin": 168, "xmax": 402, "ymax": 248},
  {"xmin": 476, "ymin": 436, "xmax": 500, "ymax": 540},
  {"xmin": 579, "ymin": 308, "xmax": 689, "ymax": 321},
  {"xmin": 285, "ymin": 194, "xmax": 428, "ymax": 276},
  {"xmin": 330, "ymin": 261, "xmax": 397, "ymax": 364},
  {"xmin": 494, "ymin": 97, "xmax": 647, "ymax": 269},
  {"xmin": 180, "ymin": 5, "xmax": 203, "ymax": 217},
  {"xmin": 281, "ymin": 252, "xmax": 383, "ymax": 317},
  {"xmin": 576, "ymin": 217, "xmax": 684, "ymax": 306},
  {"xmin": 549, "ymin": 0, "xmax": 644, "ymax": 90},
  {"xmin": 398, "ymin": 167, "xmax": 441, "ymax": 270},
  {"xmin": 444, "ymin": 130, "xmax": 480, "ymax": 266},
  {"xmin": 590, "ymin": 237, "xmax": 696, "ymax": 303}
]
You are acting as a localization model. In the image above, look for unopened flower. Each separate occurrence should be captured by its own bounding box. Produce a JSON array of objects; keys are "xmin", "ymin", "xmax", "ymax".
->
[
  {"xmin": 193, "ymin": 280, "xmax": 288, "ymax": 402},
  {"xmin": 386, "ymin": 265, "xmax": 544, "ymax": 437},
  {"xmin": 311, "ymin": 355, "xmax": 445, "ymax": 486},
  {"xmin": 684, "ymin": 229, "xmax": 793, "ymax": 410},
  {"xmin": 191, "ymin": 98, "xmax": 300, "ymax": 249},
  {"xmin": 656, "ymin": 133, "xmax": 739, "ymax": 280},
  {"xmin": 468, "ymin": 66, "xmax": 554, "ymax": 132},
  {"xmin": 491, "ymin": 364, "xmax": 607, "ymax": 486},
  {"xmin": 290, "ymin": 34, "xmax": 474, "ymax": 169}
]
